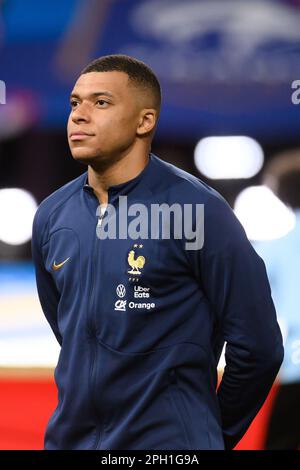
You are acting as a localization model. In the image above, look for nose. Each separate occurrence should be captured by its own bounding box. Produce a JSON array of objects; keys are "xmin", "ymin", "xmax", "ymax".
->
[{"xmin": 70, "ymin": 102, "xmax": 91, "ymax": 124}]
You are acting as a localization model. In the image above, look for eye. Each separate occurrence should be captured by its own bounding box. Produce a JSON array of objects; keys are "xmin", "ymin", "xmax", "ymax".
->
[
  {"xmin": 96, "ymin": 99, "xmax": 109, "ymax": 107},
  {"xmin": 70, "ymin": 100, "xmax": 79, "ymax": 108}
]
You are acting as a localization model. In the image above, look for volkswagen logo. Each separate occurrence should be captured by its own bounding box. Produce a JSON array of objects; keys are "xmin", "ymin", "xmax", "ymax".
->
[{"xmin": 116, "ymin": 284, "xmax": 126, "ymax": 298}]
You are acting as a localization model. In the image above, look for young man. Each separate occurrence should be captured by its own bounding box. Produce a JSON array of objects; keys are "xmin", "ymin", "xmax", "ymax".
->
[{"xmin": 32, "ymin": 54, "xmax": 283, "ymax": 450}]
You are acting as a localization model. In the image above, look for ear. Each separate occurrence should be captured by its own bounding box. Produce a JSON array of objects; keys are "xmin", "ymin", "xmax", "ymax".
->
[{"xmin": 136, "ymin": 109, "xmax": 157, "ymax": 137}]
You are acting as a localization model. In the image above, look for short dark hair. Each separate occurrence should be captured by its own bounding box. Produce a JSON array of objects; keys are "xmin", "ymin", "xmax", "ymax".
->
[{"xmin": 81, "ymin": 54, "xmax": 161, "ymax": 113}]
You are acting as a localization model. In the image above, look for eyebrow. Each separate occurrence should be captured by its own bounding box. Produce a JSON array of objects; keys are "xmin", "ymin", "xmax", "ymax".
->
[{"xmin": 70, "ymin": 91, "xmax": 115, "ymax": 100}]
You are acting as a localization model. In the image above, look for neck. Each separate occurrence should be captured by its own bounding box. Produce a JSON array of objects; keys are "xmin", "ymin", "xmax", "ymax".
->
[{"xmin": 87, "ymin": 146, "xmax": 150, "ymax": 205}]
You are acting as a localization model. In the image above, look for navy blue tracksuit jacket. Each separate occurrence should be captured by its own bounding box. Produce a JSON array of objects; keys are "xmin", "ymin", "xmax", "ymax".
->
[{"xmin": 31, "ymin": 153, "xmax": 283, "ymax": 450}]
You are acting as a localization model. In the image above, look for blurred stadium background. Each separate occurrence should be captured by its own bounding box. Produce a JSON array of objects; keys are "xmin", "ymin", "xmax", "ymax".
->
[{"xmin": 1, "ymin": 0, "xmax": 300, "ymax": 449}]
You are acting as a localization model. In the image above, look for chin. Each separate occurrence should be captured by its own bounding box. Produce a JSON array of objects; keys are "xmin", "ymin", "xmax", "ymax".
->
[
  {"xmin": 70, "ymin": 150, "xmax": 95, "ymax": 164},
  {"xmin": 70, "ymin": 147, "xmax": 109, "ymax": 167}
]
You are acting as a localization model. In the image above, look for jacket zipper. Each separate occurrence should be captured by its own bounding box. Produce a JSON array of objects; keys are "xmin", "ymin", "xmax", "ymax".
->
[
  {"xmin": 88, "ymin": 192, "xmax": 111, "ymax": 450},
  {"xmin": 86, "ymin": 192, "xmax": 103, "ymax": 449}
]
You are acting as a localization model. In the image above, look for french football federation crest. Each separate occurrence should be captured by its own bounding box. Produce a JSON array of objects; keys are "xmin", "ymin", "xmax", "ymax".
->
[{"xmin": 127, "ymin": 244, "xmax": 145, "ymax": 275}]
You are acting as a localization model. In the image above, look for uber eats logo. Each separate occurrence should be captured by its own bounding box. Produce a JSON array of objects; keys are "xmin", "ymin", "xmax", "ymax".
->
[
  {"xmin": 114, "ymin": 284, "xmax": 155, "ymax": 312},
  {"xmin": 0, "ymin": 80, "xmax": 6, "ymax": 104}
]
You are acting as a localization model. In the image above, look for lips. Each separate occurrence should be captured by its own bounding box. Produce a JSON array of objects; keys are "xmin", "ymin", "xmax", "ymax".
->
[{"xmin": 69, "ymin": 131, "xmax": 94, "ymax": 141}]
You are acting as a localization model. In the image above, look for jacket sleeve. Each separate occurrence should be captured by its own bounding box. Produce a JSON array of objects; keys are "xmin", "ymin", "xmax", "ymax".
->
[
  {"xmin": 188, "ymin": 191, "xmax": 284, "ymax": 449},
  {"xmin": 31, "ymin": 207, "xmax": 62, "ymax": 346}
]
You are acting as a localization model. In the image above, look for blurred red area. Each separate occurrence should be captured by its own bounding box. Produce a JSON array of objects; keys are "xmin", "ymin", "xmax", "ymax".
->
[
  {"xmin": 0, "ymin": 375, "xmax": 278, "ymax": 450},
  {"xmin": 0, "ymin": 376, "xmax": 57, "ymax": 450}
]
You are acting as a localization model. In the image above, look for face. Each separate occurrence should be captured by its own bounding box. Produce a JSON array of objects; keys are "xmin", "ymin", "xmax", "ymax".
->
[{"xmin": 67, "ymin": 71, "xmax": 155, "ymax": 166}]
